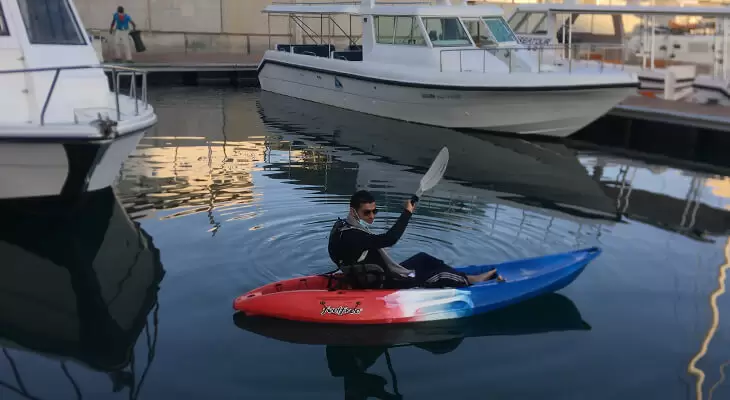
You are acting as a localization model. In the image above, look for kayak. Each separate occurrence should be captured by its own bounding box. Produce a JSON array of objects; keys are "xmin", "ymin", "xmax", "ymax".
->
[
  {"xmin": 233, "ymin": 293, "xmax": 591, "ymax": 346},
  {"xmin": 232, "ymin": 246, "xmax": 601, "ymax": 324}
]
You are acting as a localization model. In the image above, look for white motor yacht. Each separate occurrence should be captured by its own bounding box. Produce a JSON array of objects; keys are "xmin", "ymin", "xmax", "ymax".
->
[
  {"xmin": 0, "ymin": 0, "xmax": 156, "ymax": 200},
  {"xmin": 258, "ymin": 0, "xmax": 638, "ymax": 138}
]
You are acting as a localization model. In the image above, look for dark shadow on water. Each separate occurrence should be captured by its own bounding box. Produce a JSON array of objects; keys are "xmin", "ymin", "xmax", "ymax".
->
[
  {"xmin": 234, "ymin": 293, "xmax": 589, "ymax": 399},
  {"xmin": 572, "ymin": 114, "xmax": 730, "ymax": 174},
  {"xmin": 257, "ymin": 91, "xmax": 622, "ymax": 224},
  {"xmin": 0, "ymin": 188, "xmax": 165, "ymax": 399},
  {"xmin": 256, "ymin": 92, "xmax": 730, "ymax": 243}
]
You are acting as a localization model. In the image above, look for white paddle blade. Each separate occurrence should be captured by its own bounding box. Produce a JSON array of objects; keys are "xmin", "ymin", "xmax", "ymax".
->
[{"xmin": 418, "ymin": 147, "xmax": 449, "ymax": 195}]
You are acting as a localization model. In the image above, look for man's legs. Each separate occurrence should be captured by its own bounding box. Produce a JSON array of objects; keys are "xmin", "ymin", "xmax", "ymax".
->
[
  {"xmin": 113, "ymin": 31, "xmax": 122, "ymax": 60},
  {"xmin": 401, "ymin": 252, "xmax": 503, "ymax": 288},
  {"xmin": 122, "ymin": 31, "xmax": 132, "ymax": 61},
  {"xmin": 401, "ymin": 252, "xmax": 470, "ymax": 288},
  {"xmin": 400, "ymin": 252, "xmax": 444, "ymax": 271}
]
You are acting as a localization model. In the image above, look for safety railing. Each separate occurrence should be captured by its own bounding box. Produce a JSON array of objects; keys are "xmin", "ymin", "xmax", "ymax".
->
[
  {"xmin": 439, "ymin": 43, "xmax": 628, "ymax": 74},
  {"xmin": 270, "ymin": 1, "xmax": 431, "ymax": 5},
  {"xmin": 0, "ymin": 64, "xmax": 149, "ymax": 125}
]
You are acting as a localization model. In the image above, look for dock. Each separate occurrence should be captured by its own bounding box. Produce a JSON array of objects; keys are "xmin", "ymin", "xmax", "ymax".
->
[
  {"xmin": 106, "ymin": 52, "xmax": 730, "ymax": 134},
  {"xmin": 104, "ymin": 52, "xmax": 260, "ymax": 85},
  {"xmin": 611, "ymin": 95, "xmax": 730, "ymax": 133}
]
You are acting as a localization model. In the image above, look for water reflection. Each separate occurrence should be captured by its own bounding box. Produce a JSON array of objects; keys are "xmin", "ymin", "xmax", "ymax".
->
[
  {"xmin": 581, "ymin": 155, "xmax": 730, "ymax": 243},
  {"xmin": 0, "ymin": 188, "xmax": 164, "ymax": 399},
  {"xmin": 117, "ymin": 87, "xmax": 267, "ymax": 232},
  {"xmin": 257, "ymin": 91, "xmax": 619, "ymax": 221},
  {"xmin": 234, "ymin": 293, "xmax": 589, "ymax": 399},
  {"xmin": 688, "ymin": 237, "xmax": 730, "ymax": 400}
]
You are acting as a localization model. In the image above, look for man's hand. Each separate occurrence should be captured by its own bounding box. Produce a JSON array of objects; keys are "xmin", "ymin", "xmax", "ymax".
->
[{"xmin": 404, "ymin": 199, "xmax": 416, "ymax": 213}]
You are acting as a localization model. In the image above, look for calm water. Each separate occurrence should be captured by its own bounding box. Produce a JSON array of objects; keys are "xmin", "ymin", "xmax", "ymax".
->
[{"xmin": 3, "ymin": 87, "xmax": 730, "ymax": 400}]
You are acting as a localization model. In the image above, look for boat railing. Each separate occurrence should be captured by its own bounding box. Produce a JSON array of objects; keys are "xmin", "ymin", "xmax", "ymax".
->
[
  {"xmin": 0, "ymin": 64, "xmax": 149, "ymax": 126},
  {"xmin": 439, "ymin": 43, "xmax": 628, "ymax": 74},
  {"xmin": 270, "ymin": 1, "xmax": 431, "ymax": 5}
]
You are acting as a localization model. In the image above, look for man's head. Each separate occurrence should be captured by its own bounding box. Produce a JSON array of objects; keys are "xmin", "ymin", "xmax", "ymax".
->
[
  {"xmin": 350, "ymin": 190, "xmax": 377, "ymax": 224},
  {"xmin": 117, "ymin": 6, "xmax": 124, "ymax": 13}
]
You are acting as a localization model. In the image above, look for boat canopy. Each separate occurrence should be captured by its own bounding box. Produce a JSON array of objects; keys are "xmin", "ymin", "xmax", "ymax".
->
[
  {"xmin": 262, "ymin": 3, "xmax": 504, "ymax": 18},
  {"xmin": 515, "ymin": 4, "xmax": 730, "ymax": 17}
]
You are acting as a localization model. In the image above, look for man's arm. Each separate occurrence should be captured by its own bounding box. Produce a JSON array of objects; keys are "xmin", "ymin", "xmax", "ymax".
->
[
  {"xmin": 130, "ymin": 17, "xmax": 137, "ymax": 30},
  {"xmin": 352, "ymin": 208, "xmax": 412, "ymax": 250},
  {"xmin": 109, "ymin": 17, "xmax": 116, "ymax": 33}
]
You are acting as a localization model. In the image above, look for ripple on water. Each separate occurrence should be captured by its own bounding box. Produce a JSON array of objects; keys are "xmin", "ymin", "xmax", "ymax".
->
[{"xmin": 117, "ymin": 135, "xmax": 610, "ymax": 296}]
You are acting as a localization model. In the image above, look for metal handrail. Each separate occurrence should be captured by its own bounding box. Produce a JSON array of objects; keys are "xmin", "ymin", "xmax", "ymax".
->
[
  {"xmin": 438, "ymin": 43, "xmax": 628, "ymax": 74},
  {"xmin": 0, "ymin": 64, "xmax": 150, "ymax": 126},
  {"xmin": 271, "ymin": 1, "xmax": 431, "ymax": 4}
]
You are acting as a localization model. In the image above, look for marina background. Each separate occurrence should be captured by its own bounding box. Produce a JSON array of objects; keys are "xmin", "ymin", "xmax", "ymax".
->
[
  {"xmin": 77, "ymin": 0, "xmax": 730, "ymax": 60},
  {"xmin": 3, "ymin": 1, "xmax": 730, "ymax": 399}
]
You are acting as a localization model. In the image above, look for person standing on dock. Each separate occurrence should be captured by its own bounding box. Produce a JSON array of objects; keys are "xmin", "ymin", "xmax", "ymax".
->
[{"xmin": 109, "ymin": 6, "xmax": 137, "ymax": 62}]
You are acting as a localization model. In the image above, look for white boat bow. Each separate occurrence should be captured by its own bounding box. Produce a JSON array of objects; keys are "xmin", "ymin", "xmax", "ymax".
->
[{"xmin": 0, "ymin": 0, "xmax": 157, "ymax": 200}]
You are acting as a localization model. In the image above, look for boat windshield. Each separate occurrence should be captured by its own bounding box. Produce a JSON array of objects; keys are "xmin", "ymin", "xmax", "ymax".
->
[
  {"xmin": 462, "ymin": 17, "xmax": 496, "ymax": 47},
  {"xmin": 0, "ymin": 4, "xmax": 8, "ymax": 36},
  {"xmin": 421, "ymin": 17, "xmax": 473, "ymax": 47},
  {"xmin": 481, "ymin": 17, "xmax": 518, "ymax": 43},
  {"xmin": 16, "ymin": 0, "xmax": 86, "ymax": 45},
  {"xmin": 508, "ymin": 11, "xmax": 548, "ymax": 35}
]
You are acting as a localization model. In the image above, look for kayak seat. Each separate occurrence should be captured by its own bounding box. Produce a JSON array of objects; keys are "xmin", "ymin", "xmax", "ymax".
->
[{"xmin": 324, "ymin": 264, "xmax": 386, "ymax": 290}]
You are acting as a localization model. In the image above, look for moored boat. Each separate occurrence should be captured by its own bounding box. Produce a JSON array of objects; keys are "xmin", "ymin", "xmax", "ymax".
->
[
  {"xmin": 257, "ymin": 0, "xmax": 638, "ymax": 138},
  {"xmin": 0, "ymin": 0, "xmax": 156, "ymax": 200}
]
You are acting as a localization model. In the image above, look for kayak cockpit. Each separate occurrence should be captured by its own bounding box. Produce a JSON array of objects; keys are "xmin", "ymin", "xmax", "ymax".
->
[{"xmin": 239, "ymin": 274, "xmax": 345, "ymax": 299}]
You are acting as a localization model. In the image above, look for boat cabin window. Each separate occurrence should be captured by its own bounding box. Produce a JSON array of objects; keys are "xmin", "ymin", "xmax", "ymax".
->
[
  {"xmin": 422, "ymin": 17, "xmax": 472, "ymax": 47},
  {"xmin": 16, "ymin": 0, "xmax": 86, "ymax": 45},
  {"xmin": 509, "ymin": 12, "xmax": 547, "ymax": 35},
  {"xmin": 0, "ymin": 4, "xmax": 8, "ymax": 35},
  {"xmin": 482, "ymin": 17, "xmax": 518, "ymax": 43},
  {"xmin": 565, "ymin": 14, "xmax": 615, "ymax": 36},
  {"xmin": 374, "ymin": 15, "xmax": 427, "ymax": 46},
  {"xmin": 462, "ymin": 18, "xmax": 496, "ymax": 47},
  {"xmin": 621, "ymin": 15, "xmax": 642, "ymax": 35}
]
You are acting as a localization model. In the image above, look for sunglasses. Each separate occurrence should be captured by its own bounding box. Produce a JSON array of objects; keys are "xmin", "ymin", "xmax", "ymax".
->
[{"xmin": 361, "ymin": 208, "xmax": 379, "ymax": 216}]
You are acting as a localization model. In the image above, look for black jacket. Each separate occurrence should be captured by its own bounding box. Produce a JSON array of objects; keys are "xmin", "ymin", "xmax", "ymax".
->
[{"xmin": 333, "ymin": 209, "xmax": 412, "ymax": 269}]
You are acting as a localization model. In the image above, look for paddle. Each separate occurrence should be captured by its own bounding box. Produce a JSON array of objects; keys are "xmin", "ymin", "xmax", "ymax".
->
[{"xmin": 410, "ymin": 146, "xmax": 449, "ymax": 206}]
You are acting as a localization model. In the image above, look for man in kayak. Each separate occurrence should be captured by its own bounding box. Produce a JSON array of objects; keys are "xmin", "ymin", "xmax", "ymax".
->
[{"xmin": 328, "ymin": 190, "xmax": 503, "ymax": 289}]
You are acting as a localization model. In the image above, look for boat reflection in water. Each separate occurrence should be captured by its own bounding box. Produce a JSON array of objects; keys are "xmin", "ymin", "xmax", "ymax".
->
[
  {"xmin": 0, "ymin": 188, "xmax": 165, "ymax": 399},
  {"xmin": 234, "ymin": 293, "xmax": 589, "ymax": 399},
  {"xmin": 257, "ymin": 91, "xmax": 620, "ymax": 226}
]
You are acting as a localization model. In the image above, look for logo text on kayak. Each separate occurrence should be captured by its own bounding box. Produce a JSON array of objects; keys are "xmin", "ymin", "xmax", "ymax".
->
[{"xmin": 320, "ymin": 301, "xmax": 362, "ymax": 316}]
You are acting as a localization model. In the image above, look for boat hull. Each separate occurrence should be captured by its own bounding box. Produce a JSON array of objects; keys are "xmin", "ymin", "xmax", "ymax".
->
[
  {"xmin": 233, "ymin": 293, "xmax": 590, "ymax": 347},
  {"xmin": 0, "ymin": 129, "xmax": 146, "ymax": 200},
  {"xmin": 233, "ymin": 247, "xmax": 601, "ymax": 325},
  {"xmin": 258, "ymin": 59, "xmax": 635, "ymax": 138}
]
